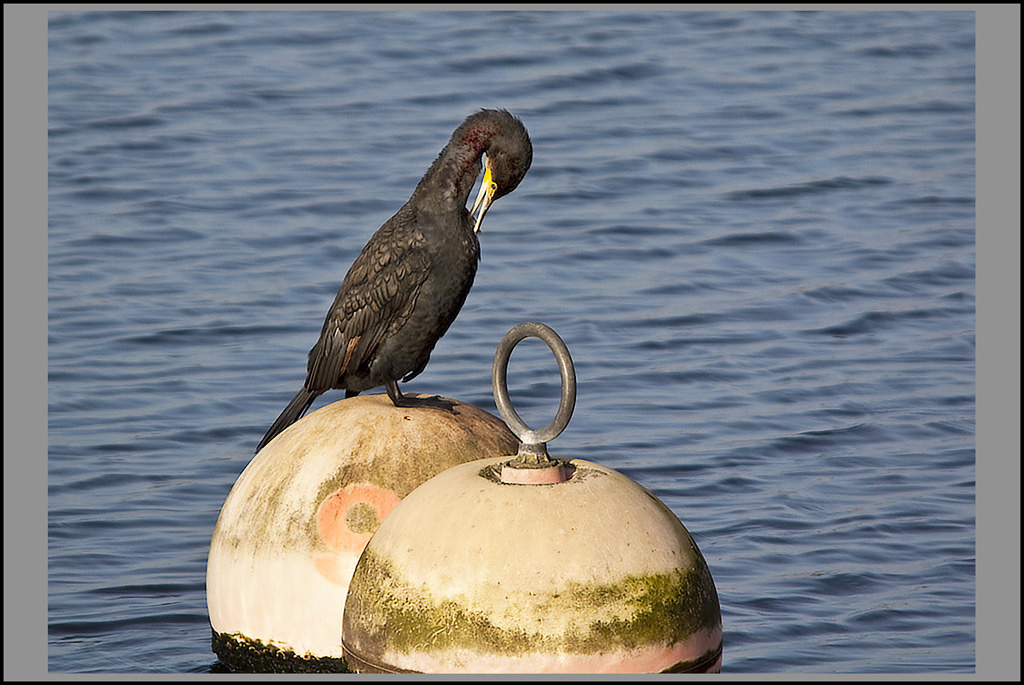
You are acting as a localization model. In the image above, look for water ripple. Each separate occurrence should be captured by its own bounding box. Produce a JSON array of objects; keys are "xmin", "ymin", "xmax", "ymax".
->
[{"xmin": 44, "ymin": 9, "xmax": 976, "ymax": 676}]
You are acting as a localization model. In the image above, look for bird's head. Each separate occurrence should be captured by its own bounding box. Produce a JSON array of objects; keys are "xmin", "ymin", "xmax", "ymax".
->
[{"xmin": 470, "ymin": 110, "xmax": 533, "ymax": 233}]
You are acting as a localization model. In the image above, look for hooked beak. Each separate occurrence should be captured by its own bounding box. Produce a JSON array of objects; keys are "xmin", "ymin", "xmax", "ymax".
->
[{"xmin": 470, "ymin": 163, "xmax": 497, "ymax": 234}]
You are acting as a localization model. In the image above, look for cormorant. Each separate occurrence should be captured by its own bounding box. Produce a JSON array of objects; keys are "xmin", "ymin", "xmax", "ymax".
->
[{"xmin": 256, "ymin": 109, "xmax": 533, "ymax": 452}]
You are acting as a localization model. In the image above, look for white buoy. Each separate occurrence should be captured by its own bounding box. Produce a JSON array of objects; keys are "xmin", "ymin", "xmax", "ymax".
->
[
  {"xmin": 341, "ymin": 455, "xmax": 723, "ymax": 673},
  {"xmin": 206, "ymin": 393, "xmax": 518, "ymax": 670}
]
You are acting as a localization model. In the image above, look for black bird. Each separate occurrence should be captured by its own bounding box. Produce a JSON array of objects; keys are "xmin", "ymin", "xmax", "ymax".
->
[{"xmin": 256, "ymin": 109, "xmax": 533, "ymax": 452}]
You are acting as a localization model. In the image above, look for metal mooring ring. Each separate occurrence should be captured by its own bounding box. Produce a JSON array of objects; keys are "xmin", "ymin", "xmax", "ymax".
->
[{"xmin": 492, "ymin": 322, "xmax": 576, "ymax": 449}]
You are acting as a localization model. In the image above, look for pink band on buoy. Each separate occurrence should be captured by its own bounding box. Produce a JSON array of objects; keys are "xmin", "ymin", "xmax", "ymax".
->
[{"xmin": 500, "ymin": 463, "xmax": 571, "ymax": 485}]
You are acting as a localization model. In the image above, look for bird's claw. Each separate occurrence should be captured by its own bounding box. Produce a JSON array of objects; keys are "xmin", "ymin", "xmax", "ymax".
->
[{"xmin": 399, "ymin": 393, "xmax": 458, "ymax": 413}]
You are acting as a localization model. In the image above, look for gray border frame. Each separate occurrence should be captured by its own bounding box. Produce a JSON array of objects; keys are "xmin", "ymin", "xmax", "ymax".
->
[{"xmin": 8, "ymin": 4, "xmax": 1019, "ymax": 681}]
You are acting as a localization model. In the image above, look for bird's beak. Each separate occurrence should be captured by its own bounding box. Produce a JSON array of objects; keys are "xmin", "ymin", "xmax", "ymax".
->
[{"xmin": 470, "ymin": 163, "xmax": 497, "ymax": 234}]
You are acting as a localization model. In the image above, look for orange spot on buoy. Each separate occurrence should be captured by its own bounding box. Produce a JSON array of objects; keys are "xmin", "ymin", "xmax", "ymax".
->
[{"xmin": 317, "ymin": 483, "xmax": 401, "ymax": 553}]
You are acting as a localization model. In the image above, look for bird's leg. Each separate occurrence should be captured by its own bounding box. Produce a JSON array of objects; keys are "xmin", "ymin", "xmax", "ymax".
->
[
  {"xmin": 384, "ymin": 379, "xmax": 408, "ymax": 405},
  {"xmin": 385, "ymin": 379, "xmax": 456, "ymax": 412}
]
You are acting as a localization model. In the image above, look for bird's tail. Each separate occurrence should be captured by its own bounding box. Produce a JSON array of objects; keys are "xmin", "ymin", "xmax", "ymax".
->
[{"xmin": 256, "ymin": 387, "xmax": 319, "ymax": 453}]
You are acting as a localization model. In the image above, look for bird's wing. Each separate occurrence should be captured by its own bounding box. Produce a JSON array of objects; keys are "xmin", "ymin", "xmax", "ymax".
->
[{"xmin": 305, "ymin": 213, "xmax": 431, "ymax": 391}]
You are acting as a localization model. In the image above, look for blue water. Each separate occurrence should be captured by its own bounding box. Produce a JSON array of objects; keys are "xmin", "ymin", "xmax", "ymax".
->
[{"xmin": 46, "ymin": 10, "xmax": 976, "ymax": 674}]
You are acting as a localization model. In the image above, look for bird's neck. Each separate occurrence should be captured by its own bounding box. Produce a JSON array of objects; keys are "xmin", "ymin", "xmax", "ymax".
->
[{"xmin": 411, "ymin": 136, "xmax": 489, "ymax": 212}]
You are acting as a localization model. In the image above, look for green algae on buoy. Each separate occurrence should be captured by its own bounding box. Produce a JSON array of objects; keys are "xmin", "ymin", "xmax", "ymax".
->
[
  {"xmin": 206, "ymin": 393, "xmax": 519, "ymax": 670},
  {"xmin": 341, "ymin": 456, "xmax": 723, "ymax": 674},
  {"xmin": 340, "ymin": 323, "xmax": 723, "ymax": 674}
]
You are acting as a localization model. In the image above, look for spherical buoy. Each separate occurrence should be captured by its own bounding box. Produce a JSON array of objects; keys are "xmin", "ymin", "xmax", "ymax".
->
[
  {"xmin": 340, "ymin": 456, "xmax": 722, "ymax": 674},
  {"xmin": 206, "ymin": 393, "xmax": 519, "ymax": 670},
  {"xmin": 340, "ymin": 323, "xmax": 722, "ymax": 674}
]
